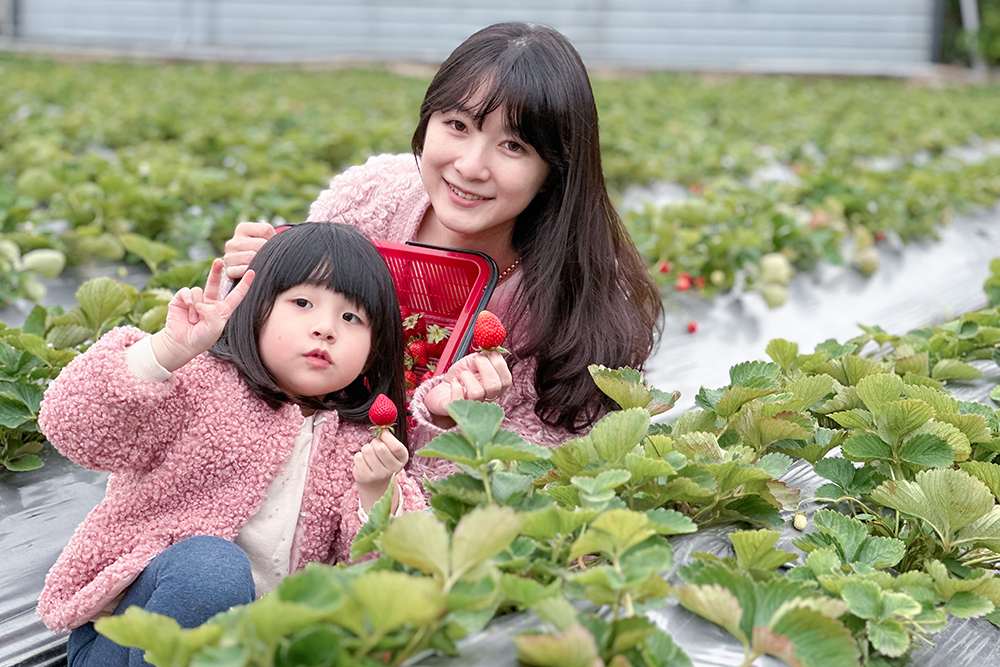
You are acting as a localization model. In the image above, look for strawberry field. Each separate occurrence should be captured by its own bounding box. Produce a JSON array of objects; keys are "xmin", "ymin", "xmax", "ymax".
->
[{"xmin": 4, "ymin": 53, "xmax": 1000, "ymax": 667}]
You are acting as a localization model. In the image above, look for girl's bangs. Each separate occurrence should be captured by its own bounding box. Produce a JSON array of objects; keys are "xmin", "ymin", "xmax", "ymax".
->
[
  {"xmin": 266, "ymin": 229, "xmax": 385, "ymax": 320},
  {"xmin": 302, "ymin": 257, "xmax": 382, "ymax": 318}
]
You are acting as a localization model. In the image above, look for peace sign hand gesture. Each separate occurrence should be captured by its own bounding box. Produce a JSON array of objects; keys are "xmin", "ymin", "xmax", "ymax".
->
[{"xmin": 150, "ymin": 259, "xmax": 256, "ymax": 373}]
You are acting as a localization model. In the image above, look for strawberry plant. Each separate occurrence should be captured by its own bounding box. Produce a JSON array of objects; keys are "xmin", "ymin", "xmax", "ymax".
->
[
  {"xmin": 0, "ymin": 263, "xmax": 214, "ymax": 472},
  {"xmin": 5, "ymin": 55, "xmax": 1000, "ymax": 309},
  {"xmin": 74, "ymin": 343, "xmax": 1000, "ymax": 666}
]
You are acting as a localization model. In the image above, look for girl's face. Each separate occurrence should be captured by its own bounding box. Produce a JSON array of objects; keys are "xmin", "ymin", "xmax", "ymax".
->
[
  {"xmin": 420, "ymin": 105, "xmax": 550, "ymax": 250},
  {"xmin": 258, "ymin": 283, "xmax": 372, "ymax": 400}
]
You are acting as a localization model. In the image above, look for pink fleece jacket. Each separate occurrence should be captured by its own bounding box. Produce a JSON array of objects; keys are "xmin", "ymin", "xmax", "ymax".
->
[
  {"xmin": 306, "ymin": 154, "xmax": 578, "ymax": 482},
  {"xmin": 36, "ymin": 326, "xmax": 425, "ymax": 632}
]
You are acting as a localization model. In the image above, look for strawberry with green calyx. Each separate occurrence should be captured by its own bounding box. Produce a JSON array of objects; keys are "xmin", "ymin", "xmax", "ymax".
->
[
  {"xmin": 407, "ymin": 339, "xmax": 430, "ymax": 367},
  {"xmin": 369, "ymin": 393, "xmax": 397, "ymax": 437},
  {"xmin": 425, "ymin": 324, "xmax": 450, "ymax": 358},
  {"xmin": 472, "ymin": 310, "xmax": 507, "ymax": 354},
  {"xmin": 402, "ymin": 312, "xmax": 427, "ymax": 340}
]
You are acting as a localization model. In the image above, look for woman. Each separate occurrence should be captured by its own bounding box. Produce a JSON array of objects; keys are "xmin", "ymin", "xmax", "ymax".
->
[{"xmin": 223, "ymin": 22, "xmax": 662, "ymax": 466}]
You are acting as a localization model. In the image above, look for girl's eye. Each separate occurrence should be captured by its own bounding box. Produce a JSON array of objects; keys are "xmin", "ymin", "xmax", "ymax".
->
[
  {"xmin": 293, "ymin": 298, "xmax": 311, "ymax": 308},
  {"xmin": 343, "ymin": 312, "xmax": 364, "ymax": 324}
]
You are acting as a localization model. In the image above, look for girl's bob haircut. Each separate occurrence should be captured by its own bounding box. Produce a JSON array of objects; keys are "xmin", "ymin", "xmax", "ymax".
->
[
  {"xmin": 411, "ymin": 22, "xmax": 662, "ymax": 431},
  {"xmin": 211, "ymin": 223, "xmax": 407, "ymax": 444}
]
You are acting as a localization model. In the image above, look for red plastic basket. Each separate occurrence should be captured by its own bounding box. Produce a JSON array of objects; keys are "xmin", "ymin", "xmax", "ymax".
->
[{"xmin": 374, "ymin": 240, "xmax": 498, "ymax": 373}]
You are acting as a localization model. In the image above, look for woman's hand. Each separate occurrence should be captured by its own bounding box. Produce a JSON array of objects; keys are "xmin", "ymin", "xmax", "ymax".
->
[
  {"xmin": 354, "ymin": 430, "xmax": 409, "ymax": 513},
  {"xmin": 223, "ymin": 221, "xmax": 275, "ymax": 281},
  {"xmin": 424, "ymin": 351, "xmax": 512, "ymax": 427},
  {"xmin": 150, "ymin": 259, "xmax": 255, "ymax": 372}
]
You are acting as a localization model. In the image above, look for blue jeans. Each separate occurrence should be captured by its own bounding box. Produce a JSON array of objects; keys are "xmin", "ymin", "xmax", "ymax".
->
[{"xmin": 67, "ymin": 535, "xmax": 255, "ymax": 667}]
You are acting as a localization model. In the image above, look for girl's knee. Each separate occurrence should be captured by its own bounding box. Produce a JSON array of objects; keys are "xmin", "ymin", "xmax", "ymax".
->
[{"xmin": 153, "ymin": 535, "xmax": 254, "ymax": 606}]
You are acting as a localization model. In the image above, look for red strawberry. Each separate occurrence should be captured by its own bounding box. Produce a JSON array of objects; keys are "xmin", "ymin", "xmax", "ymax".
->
[
  {"xmin": 874, "ymin": 230, "xmax": 887, "ymax": 243},
  {"xmin": 403, "ymin": 312, "xmax": 427, "ymax": 340},
  {"xmin": 694, "ymin": 275, "xmax": 706, "ymax": 289},
  {"xmin": 404, "ymin": 370, "xmax": 418, "ymax": 389},
  {"xmin": 425, "ymin": 324, "xmax": 450, "ymax": 358},
  {"xmin": 675, "ymin": 273, "xmax": 692, "ymax": 292},
  {"xmin": 687, "ymin": 320, "xmax": 698, "ymax": 334},
  {"xmin": 407, "ymin": 339, "xmax": 430, "ymax": 367},
  {"xmin": 369, "ymin": 393, "xmax": 397, "ymax": 436},
  {"xmin": 657, "ymin": 260, "xmax": 672, "ymax": 274},
  {"xmin": 472, "ymin": 310, "xmax": 507, "ymax": 353},
  {"xmin": 421, "ymin": 369, "xmax": 435, "ymax": 384},
  {"xmin": 399, "ymin": 305, "xmax": 412, "ymax": 321}
]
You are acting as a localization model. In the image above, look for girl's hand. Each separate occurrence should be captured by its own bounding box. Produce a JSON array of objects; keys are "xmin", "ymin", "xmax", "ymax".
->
[
  {"xmin": 223, "ymin": 221, "xmax": 275, "ymax": 281},
  {"xmin": 150, "ymin": 259, "xmax": 255, "ymax": 372},
  {"xmin": 354, "ymin": 430, "xmax": 409, "ymax": 513},
  {"xmin": 424, "ymin": 351, "xmax": 512, "ymax": 426}
]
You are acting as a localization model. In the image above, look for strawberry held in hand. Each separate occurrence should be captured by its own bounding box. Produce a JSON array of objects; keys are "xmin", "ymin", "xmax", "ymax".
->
[
  {"xmin": 472, "ymin": 310, "xmax": 507, "ymax": 353},
  {"xmin": 369, "ymin": 393, "xmax": 397, "ymax": 436}
]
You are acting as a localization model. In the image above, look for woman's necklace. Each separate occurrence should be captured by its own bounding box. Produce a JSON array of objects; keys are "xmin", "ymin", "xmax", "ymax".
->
[{"xmin": 498, "ymin": 257, "xmax": 521, "ymax": 284}]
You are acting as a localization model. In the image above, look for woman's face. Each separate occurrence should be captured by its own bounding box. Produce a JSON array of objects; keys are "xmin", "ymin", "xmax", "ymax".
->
[{"xmin": 419, "ymin": 105, "xmax": 550, "ymax": 250}]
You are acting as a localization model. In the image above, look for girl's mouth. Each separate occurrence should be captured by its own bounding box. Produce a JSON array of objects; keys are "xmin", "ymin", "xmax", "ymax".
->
[
  {"xmin": 446, "ymin": 180, "xmax": 489, "ymax": 201},
  {"xmin": 305, "ymin": 349, "xmax": 332, "ymax": 365}
]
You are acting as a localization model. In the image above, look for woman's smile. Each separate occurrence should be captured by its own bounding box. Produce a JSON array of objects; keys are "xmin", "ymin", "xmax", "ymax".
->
[{"xmin": 446, "ymin": 179, "xmax": 490, "ymax": 203}]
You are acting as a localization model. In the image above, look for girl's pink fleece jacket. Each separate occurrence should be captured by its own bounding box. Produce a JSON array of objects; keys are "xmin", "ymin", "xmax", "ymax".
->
[{"xmin": 36, "ymin": 326, "xmax": 425, "ymax": 633}]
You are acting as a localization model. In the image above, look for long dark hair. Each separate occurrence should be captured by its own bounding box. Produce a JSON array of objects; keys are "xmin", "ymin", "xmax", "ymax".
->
[
  {"xmin": 211, "ymin": 223, "xmax": 407, "ymax": 445},
  {"xmin": 412, "ymin": 22, "xmax": 662, "ymax": 431}
]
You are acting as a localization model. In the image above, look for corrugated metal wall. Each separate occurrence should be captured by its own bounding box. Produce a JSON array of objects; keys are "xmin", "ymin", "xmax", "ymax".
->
[{"xmin": 6, "ymin": 0, "xmax": 940, "ymax": 75}]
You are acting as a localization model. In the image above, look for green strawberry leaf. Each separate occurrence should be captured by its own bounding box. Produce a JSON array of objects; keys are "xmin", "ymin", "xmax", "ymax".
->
[{"xmin": 870, "ymin": 468, "xmax": 995, "ymax": 551}]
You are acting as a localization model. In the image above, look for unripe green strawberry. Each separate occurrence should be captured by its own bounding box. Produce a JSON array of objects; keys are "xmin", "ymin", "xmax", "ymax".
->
[
  {"xmin": 21, "ymin": 248, "xmax": 66, "ymax": 278},
  {"xmin": 761, "ymin": 284, "xmax": 788, "ymax": 308},
  {"xmin": 369, "ymin": 393, "xmax": 397, "ymax": 436},
  {"xmin": 792, "ymin": 513, "xmax": 808, "ymax": 531},
  {"xmin": 854, "ymin": 246, "xmax": 880, "ymax": 277},
  {"xmin": 760, "ymin": 252, "xmax": 793, "ymax": 285},
  {"xmin": 472, "ymin": 310, "xmax": 506, "ymax": 352}
]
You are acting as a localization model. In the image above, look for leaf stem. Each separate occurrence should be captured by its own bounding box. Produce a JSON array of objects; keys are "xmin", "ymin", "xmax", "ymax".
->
[
  {"xmin": 481, "ymin": 464, "xmax": 495, "ymax": 505},
  {"xmin": 392, "ymin": 624, "xmax": 434, "ymax": 667}
]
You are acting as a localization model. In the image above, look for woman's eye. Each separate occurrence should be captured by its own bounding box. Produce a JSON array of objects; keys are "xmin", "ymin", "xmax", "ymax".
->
[
  {"xmin": 293, "ymin": 298, "xmax": 311, "ymax": 308},
  {"xmin": 447, "ymin": 119, "xmax": 468, "ymax": 133},
  {"xmin": 504, "ymin": 140, "xmax": 525, "ymax": 153}
]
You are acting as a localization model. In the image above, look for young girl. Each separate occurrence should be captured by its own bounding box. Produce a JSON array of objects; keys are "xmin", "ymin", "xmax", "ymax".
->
[
  {"xmin": 37, "ymin": 223, "xmax": 425, "ymax": 666},
  {"xmin": 222, "ymin": 22, "xmax": 663, "ymax": 472}
]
